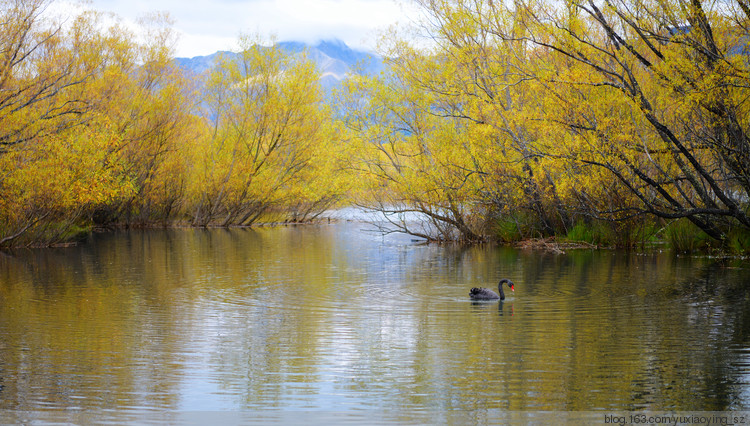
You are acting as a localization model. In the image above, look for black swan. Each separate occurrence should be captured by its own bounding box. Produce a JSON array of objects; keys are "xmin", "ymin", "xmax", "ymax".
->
[{"xmin": 470, "ymin": 279, "xmax": 515, "ymax": 300}]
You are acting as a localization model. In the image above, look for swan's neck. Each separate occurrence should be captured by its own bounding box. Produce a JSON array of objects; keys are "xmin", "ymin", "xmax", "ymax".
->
[{"xmin": 498, "ymin": 279, "xmax": 513, "ymax": 300}]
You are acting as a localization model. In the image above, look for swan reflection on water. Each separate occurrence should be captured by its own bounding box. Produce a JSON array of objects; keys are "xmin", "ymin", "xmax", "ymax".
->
[{"xmin": 471, "ymin": 299, "xmax": 514, "ymax": 316}]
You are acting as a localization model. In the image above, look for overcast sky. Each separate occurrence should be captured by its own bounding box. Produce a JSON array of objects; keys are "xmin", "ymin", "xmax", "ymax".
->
[{"xmin": 55, "ymin": 0, "xmax": 419, "ymax": 58}]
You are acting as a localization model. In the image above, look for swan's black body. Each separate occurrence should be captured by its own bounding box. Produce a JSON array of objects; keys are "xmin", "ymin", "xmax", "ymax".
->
[{"xmin": 470, "ymin": 279, "xmax": 515, "ymax": 300}]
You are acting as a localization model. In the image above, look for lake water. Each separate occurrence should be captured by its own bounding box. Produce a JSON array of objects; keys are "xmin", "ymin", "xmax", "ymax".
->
[{"xmin": 1, "ymin": 221, "xmax": 750, "ymax": 423}]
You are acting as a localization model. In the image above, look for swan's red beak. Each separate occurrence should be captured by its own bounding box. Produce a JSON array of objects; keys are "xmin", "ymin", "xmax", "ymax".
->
[{"xmin": 510, "ymin": 284, "xmax": 515, "ymax": 291}]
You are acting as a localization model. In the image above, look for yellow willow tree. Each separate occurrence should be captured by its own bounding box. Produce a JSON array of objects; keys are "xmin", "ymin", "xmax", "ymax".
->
[
  {"xmin": 418, "ymin": 0, "xmax": 594, "ymax": 239},
  {"xmin": 81, "ymin": 12, "xmax": 196, "ymax": 225},
  {"xmin": 343, "ymin": 41, "xmax": 513, "ymax": 242},
  {"xmin": 485, "ymin": 0, "xmax": 750, "ymax": 242},
  {"xmin": 345, "ymin": 3, "xmax": 581, "ymax": 242},
  {"xmin": 0, "ymin": 3, "xmax": 195, "ymax": 246},
  {"xmin": 0, "ymin": 2, "xmax": 133, "ymax": 247},
  {"xmin": 395, "ymin": 0, "xmax": 750, "ymax": 244},
  {"xmin": 188, "ymin": 37, "xmax": 342, "ymax": 226}
]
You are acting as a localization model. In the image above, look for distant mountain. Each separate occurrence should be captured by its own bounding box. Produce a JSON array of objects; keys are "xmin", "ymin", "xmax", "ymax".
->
[
  {"xmin": 173, "ymin": 51, "xmax": 232, "ymax": 76},
  {"xmin": 173, "ymin": 39, "xmax": 384, "ymax": 96}
]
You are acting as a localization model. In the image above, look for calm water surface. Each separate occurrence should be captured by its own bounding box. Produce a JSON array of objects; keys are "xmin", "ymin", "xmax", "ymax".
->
[{"xmin": 1, "ymin": 222, "xmax": 750, "ymax": 421}]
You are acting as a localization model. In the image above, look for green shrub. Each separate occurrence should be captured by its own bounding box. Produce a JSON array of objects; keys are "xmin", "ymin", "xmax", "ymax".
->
[
  {"xmin": 727, "ymin": 227, "xmax": 750, "ymax": 255},
  {"xmin": 664, "ymin": 219, "xmax": 710, "ymax": 252},
  {"xmin": 493, "ymin": 216, "xmax": 524, "ymax": 242},
  {"xmin": 565, "ymin": 221, "xmax": 613, "ymax": 246}
]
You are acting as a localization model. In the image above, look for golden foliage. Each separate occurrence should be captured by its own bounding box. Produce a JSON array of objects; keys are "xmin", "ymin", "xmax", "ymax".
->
[
  {"xmin": 344, "ymin": 0, "xmax": 750, "ymax": 245},
  {"xmin": 2, "ymin": 0, "xmax": 749, "ymax": 248},
  {"xmin": 186, "ymin": 36, "xmax": 343, "ymax": 226}
]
